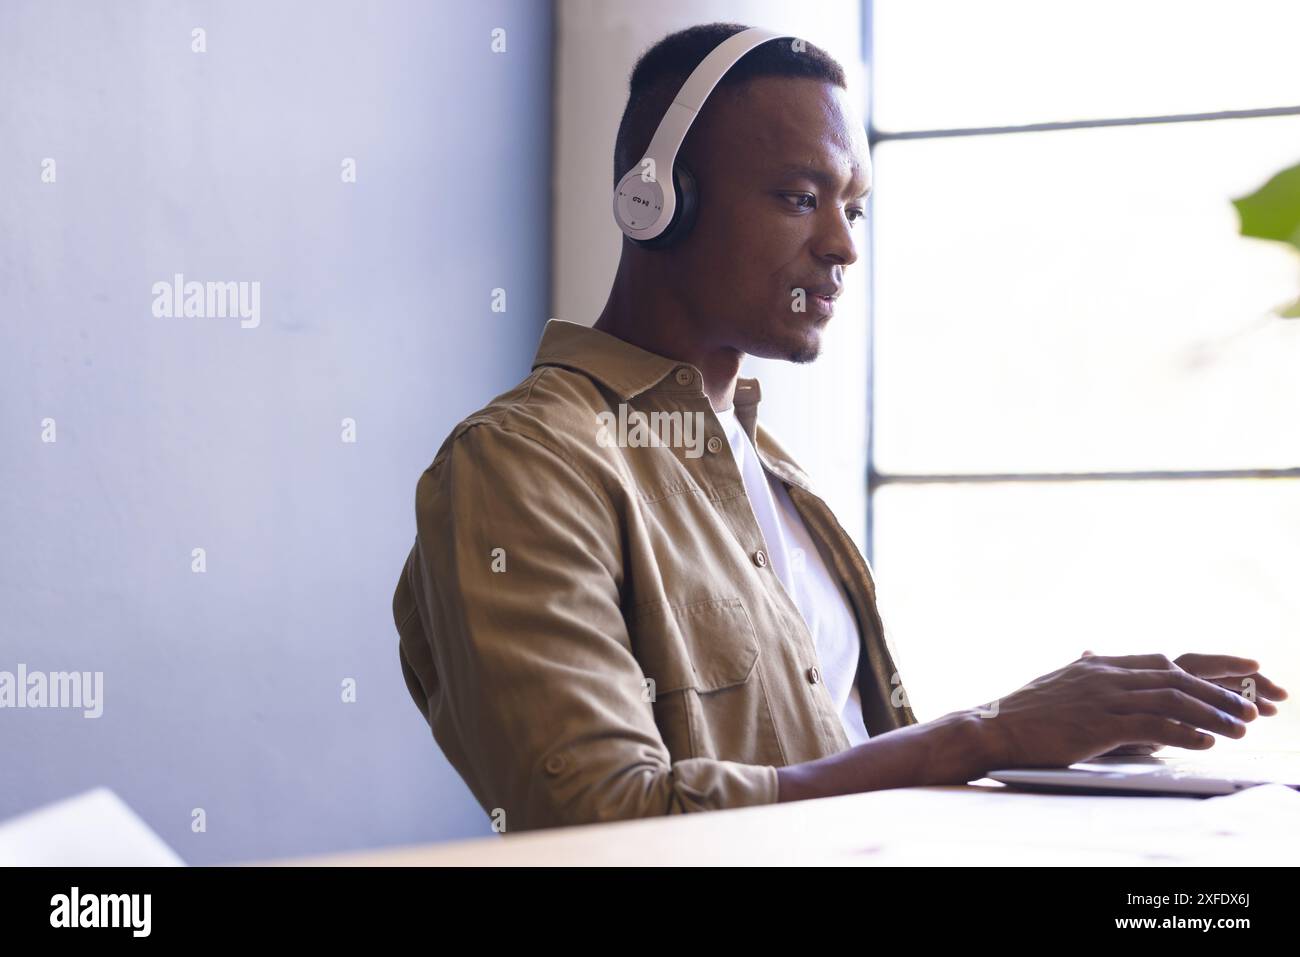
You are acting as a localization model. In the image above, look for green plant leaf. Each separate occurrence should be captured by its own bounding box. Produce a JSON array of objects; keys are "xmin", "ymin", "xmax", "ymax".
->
[{"xmin": 1232, "ymin": 160, "xmax": 1300, "ymax": 252}]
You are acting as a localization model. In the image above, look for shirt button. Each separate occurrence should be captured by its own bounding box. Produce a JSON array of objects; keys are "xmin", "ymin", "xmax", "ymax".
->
[
  {"xmin": 753, "ymin": 549, "xmax": 768, "ymax": 568},
  {"xmin": 544, "ymin": 753, "xmax": 566, "ymax": 775},
  {"xmin": 706, "ymin": 435, "xmax": 724, "ymax": 454},
  {"xmin": 674, "ymin": 367, "xmax": 694, "ymax": 386},
  {"xmin": 806, "ymin": 666, "xmax": 820, "ymax": 685}
]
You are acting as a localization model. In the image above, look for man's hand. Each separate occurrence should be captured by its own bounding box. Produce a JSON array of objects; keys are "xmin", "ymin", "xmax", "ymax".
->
[
  {"xmin": 972, "ymin": 651, "xmax": 1289, "ymax": 769},
  {"xmin": 1081, "ymin": 650, "xmax": 1289, "ymax": 757}
]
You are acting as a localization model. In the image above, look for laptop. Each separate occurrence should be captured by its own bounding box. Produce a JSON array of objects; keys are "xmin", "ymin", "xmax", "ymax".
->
[
  {"xmin": 0, "ymin": 787, "xmax": 184, "ymax": 866},
  {"xmin": 986, "ymin": 750, "xmax": 1300, "ymax": 797}
]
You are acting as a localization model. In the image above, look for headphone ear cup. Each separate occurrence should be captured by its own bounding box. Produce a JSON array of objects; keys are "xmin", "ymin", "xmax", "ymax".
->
[
  {"xmin": 668, "ymin": 162, "xmax": 699, "ymax": 244},
  {"xmin": 632, "ymin": 163, "xmax": 699, "ymax": 250}
]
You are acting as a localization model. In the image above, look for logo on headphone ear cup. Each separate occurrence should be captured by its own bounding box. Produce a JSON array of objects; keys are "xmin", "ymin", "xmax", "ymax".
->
[{"xmin": 632, "ymin": 163, "xmax": 699, "ymax": 249}]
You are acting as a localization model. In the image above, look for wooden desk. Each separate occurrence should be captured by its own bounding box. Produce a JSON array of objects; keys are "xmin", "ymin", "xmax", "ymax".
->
[{"xmin": 262, "ymin": 779, "xmax": 1300, "ymax": 866}]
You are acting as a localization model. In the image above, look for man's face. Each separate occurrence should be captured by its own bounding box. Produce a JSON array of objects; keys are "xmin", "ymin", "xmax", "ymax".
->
[{"xmin": 668, "ymin": 76, "xmax": 872, "ymax": 363}]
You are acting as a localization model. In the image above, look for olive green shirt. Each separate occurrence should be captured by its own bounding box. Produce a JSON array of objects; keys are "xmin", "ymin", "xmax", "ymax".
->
[{"xmin": 393, "ymin": 318, "xmax": 918, "ymax": 832}]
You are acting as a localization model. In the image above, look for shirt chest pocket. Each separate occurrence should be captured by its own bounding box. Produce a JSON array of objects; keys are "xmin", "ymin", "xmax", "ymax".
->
[
  {"xmin": 628, "ymin": 597, "xmax": 782, "ymax": 764},
  {"xmin": 628, "ymin": 597, "xmax": 759, "ymax": 696}
]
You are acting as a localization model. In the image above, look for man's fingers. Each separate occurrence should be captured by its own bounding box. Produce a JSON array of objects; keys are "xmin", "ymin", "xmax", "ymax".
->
[
  {"xmin": 1239, "ymin": 672, "xmax": 1289, "ymax": 701},
  {"xmin": 1085, "ymin": 653, "xmax": 1179, "ymax": 670},
  {"xmin": 1082, "ymin": 652, "xmax": 1285, "ymax": 699},
  {"xmin": 1081, "ymin": 652, "xmax": 1286, "ymax": 725},
  {"xmin": 1120, "ymin": 716, "xmax": 1216, "ymax": 752},
  {"xmin": 1109, "ymin": 689, "xmax": 1249, "ymax": 739},
  {"xmin": 1114, "ymin": 668, "xmax": 1260, "ymax": 721},
  {"xmin": 1264, "ymin": 675, "xmax": 1290, "ymax": 699},
  {"xmin": 1173, "ymin": 653, "xmax": 1263, "ymax": 678},
  {"xmin": 1233, "ymin": 692, "xmax": 1281, "ymax": 716},
  {"xmin": 1204, "ymin": 673, "xmax": 1288, "ymax": 713}
]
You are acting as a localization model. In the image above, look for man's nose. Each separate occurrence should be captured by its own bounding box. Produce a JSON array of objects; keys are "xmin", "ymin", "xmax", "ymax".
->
[{"xmin": 815, "ymin": 208, "xmax": 860, "ymax": 267}]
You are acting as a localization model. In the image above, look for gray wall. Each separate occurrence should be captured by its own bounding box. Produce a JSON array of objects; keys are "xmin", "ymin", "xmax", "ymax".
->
[{"xmin": 0, "ymin": 0, "xmax": 552, "ymax": 864}]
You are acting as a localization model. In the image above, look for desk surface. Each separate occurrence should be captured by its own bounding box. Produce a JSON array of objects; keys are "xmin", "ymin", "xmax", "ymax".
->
[{"xmin": 262, "ymin": 779, "xmax": 1300, "ymax": 866}]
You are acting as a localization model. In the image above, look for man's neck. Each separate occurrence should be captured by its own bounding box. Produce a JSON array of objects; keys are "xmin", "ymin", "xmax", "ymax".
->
[{"xmin": 593, "ymin": 255, "xmax": 743, "ymax": 412}]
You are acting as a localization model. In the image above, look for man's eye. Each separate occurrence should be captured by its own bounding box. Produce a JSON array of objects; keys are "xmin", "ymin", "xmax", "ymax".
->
[{"xmin": 785, "ymin": 193, "xmax": 865, "ymax": 223}]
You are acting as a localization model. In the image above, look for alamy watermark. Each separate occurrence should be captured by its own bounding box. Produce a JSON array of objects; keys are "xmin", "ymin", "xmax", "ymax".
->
[
  {"xmin": 0, "ymin": 665, "xmax": 103, "ymax": 718},
  {"xmin": 151, "ymin": 273, "xmax": 260, "ymax": 329},
  {"xmin": 596, "ymin": 404, "xmax": 707, "ymax": 458},
  {"xmin": 50, "ymin": 887, "xmax": 150, "ymax": 936}
]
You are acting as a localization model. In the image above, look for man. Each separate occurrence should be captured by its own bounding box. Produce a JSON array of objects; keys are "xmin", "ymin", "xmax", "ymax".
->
[{"xmin": 392, "ymin": 23, "xmax": 1287, "ymax": 832}]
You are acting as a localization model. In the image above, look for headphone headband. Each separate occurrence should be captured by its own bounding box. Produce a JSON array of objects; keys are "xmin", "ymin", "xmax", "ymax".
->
[{"xmin": 613, "ymin": 27, "xmax": 792, "ymax": 246}]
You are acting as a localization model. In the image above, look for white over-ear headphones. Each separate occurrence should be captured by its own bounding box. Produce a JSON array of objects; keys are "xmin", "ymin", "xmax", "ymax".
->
[{"xmin": 612, "ymin": 27, "xmax": 792, "ymax": 249}]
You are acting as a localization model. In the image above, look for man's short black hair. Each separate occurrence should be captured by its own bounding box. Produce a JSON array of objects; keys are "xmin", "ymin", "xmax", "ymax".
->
[{"xmin": 613, "ymin": 22, "xmax": 848, "ymax": 189}]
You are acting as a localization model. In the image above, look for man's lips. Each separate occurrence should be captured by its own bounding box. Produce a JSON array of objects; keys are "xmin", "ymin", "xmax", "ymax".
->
[
  {"xmin": 792, "ymin": 283, "xmax": 841, "ymax": 318},
  {"xmin": 794, "ymin": 282, "xmax": 843, "ymax": 300}
]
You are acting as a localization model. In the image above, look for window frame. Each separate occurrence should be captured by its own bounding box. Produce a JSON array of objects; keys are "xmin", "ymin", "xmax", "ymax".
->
[{"xmin": 860, "ymin": 0, "xmax": 1300, "ymax": 564}]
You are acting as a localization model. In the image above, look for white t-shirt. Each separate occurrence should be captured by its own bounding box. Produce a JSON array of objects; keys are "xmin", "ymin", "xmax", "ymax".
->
[{"xmin": 714, "ymin": 404, "xmax": 871, "ymax": 747}]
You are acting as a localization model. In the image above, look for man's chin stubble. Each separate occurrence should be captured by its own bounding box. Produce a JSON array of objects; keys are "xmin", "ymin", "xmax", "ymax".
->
[
  {"xmin": 742, "ymin": 319, "xmax": 824, "ymax": 364},
  {"xmin": 782, "ymin": 337, "xmax": 822, "ymax": 363},
  {"xmin": 780, "ymin": 324, "xmax": 824, "ymax": 364}
]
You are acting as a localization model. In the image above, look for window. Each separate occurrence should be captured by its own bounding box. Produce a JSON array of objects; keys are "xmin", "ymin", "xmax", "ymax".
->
[{"xmin": 863, "ymin": 0, "xmax": 1300, "ymax": 749}]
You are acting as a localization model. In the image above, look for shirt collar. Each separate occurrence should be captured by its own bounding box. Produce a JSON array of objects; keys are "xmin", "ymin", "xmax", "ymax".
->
[
  {"xmin": 531, "ymin": 319, "xmax": 679, "ymax": 399},
  {"xmin": 530, "ymin": 319, "xmax": 809, "ymax": 490}
]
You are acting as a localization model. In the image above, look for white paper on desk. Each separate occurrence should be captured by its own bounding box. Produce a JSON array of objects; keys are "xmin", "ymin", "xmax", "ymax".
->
[
  {"xmin": 0, "ymin": 787, "xmax": 185, "ymax": 867},
  {"xmin": 1192, "ymin": 783, "xmax": 1300, "ymax": 838}
]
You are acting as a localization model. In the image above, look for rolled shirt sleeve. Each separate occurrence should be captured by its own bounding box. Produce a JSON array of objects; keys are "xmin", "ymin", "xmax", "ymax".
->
[{"xmin": 401, "ymin": 419, "xmax": 779, "ymax": 832}]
